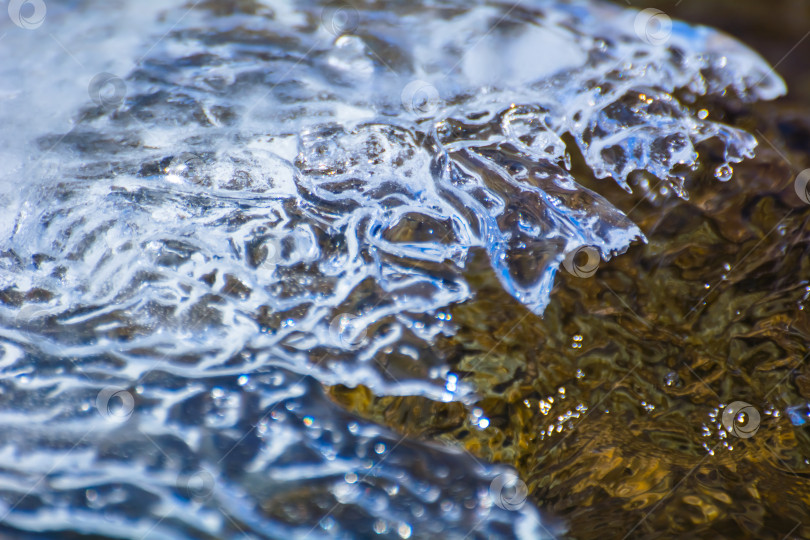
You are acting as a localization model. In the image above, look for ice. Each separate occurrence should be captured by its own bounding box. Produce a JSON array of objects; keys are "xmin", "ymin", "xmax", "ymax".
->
[{"xmin": 0, "ymin": 0, "xmax": 785, "ymax": 537}]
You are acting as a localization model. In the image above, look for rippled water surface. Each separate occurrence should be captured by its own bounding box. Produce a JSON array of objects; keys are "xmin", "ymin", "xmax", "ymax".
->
[{"xmin": 0, "ymin": 0, "xmax": 805, "ymax": 538}]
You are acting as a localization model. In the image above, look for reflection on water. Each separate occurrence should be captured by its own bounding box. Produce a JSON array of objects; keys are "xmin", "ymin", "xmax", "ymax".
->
[{"xmin": 0, "ymin": 0, "xmax": 798, "ymax": 538}]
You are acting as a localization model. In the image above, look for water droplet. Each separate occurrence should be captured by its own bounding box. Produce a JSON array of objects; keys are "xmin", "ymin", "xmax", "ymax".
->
[{"xmin": 715, "ymin": 164, "xmax": 733, "ymax": 181}]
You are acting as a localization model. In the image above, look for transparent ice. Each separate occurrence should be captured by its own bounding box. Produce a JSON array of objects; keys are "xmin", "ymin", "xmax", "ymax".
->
[{"xmin": 0, "ymin": 0, "xmax": 784, "ymax": 538}]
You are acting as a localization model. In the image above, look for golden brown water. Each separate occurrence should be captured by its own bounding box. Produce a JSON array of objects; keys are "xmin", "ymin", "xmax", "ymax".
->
[{"xmin": 328, "ymin": 2, "xmax": 810, "ymax": 538}]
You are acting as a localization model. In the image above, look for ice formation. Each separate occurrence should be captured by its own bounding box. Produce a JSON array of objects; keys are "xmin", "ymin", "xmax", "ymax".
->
[{"xmin": 0, "ymin": 0, "xmax": 785, "ymax": 537}]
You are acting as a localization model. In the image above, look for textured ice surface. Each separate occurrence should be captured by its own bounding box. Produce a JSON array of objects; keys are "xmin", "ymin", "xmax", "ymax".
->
[{"xmin": 0, "ymin": 0, "xmax": 785, "ymax": 538}]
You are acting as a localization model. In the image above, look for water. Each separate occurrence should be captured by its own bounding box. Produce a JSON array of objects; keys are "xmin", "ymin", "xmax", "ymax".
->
[{"xmin": 0, "ymin": 0, "xmax": 786, "ymax": 538}]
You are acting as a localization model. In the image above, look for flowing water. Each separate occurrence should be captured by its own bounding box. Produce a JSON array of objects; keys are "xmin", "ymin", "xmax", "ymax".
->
[{"xmin": 0, "ymin": 0, "xmax": 806, "ymax": 538}]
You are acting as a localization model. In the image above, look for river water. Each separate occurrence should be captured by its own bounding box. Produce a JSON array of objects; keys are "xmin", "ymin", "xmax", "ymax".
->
[{"xmin": 0, "ymin": 0, "xmax": 791, "ymax": 538}]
